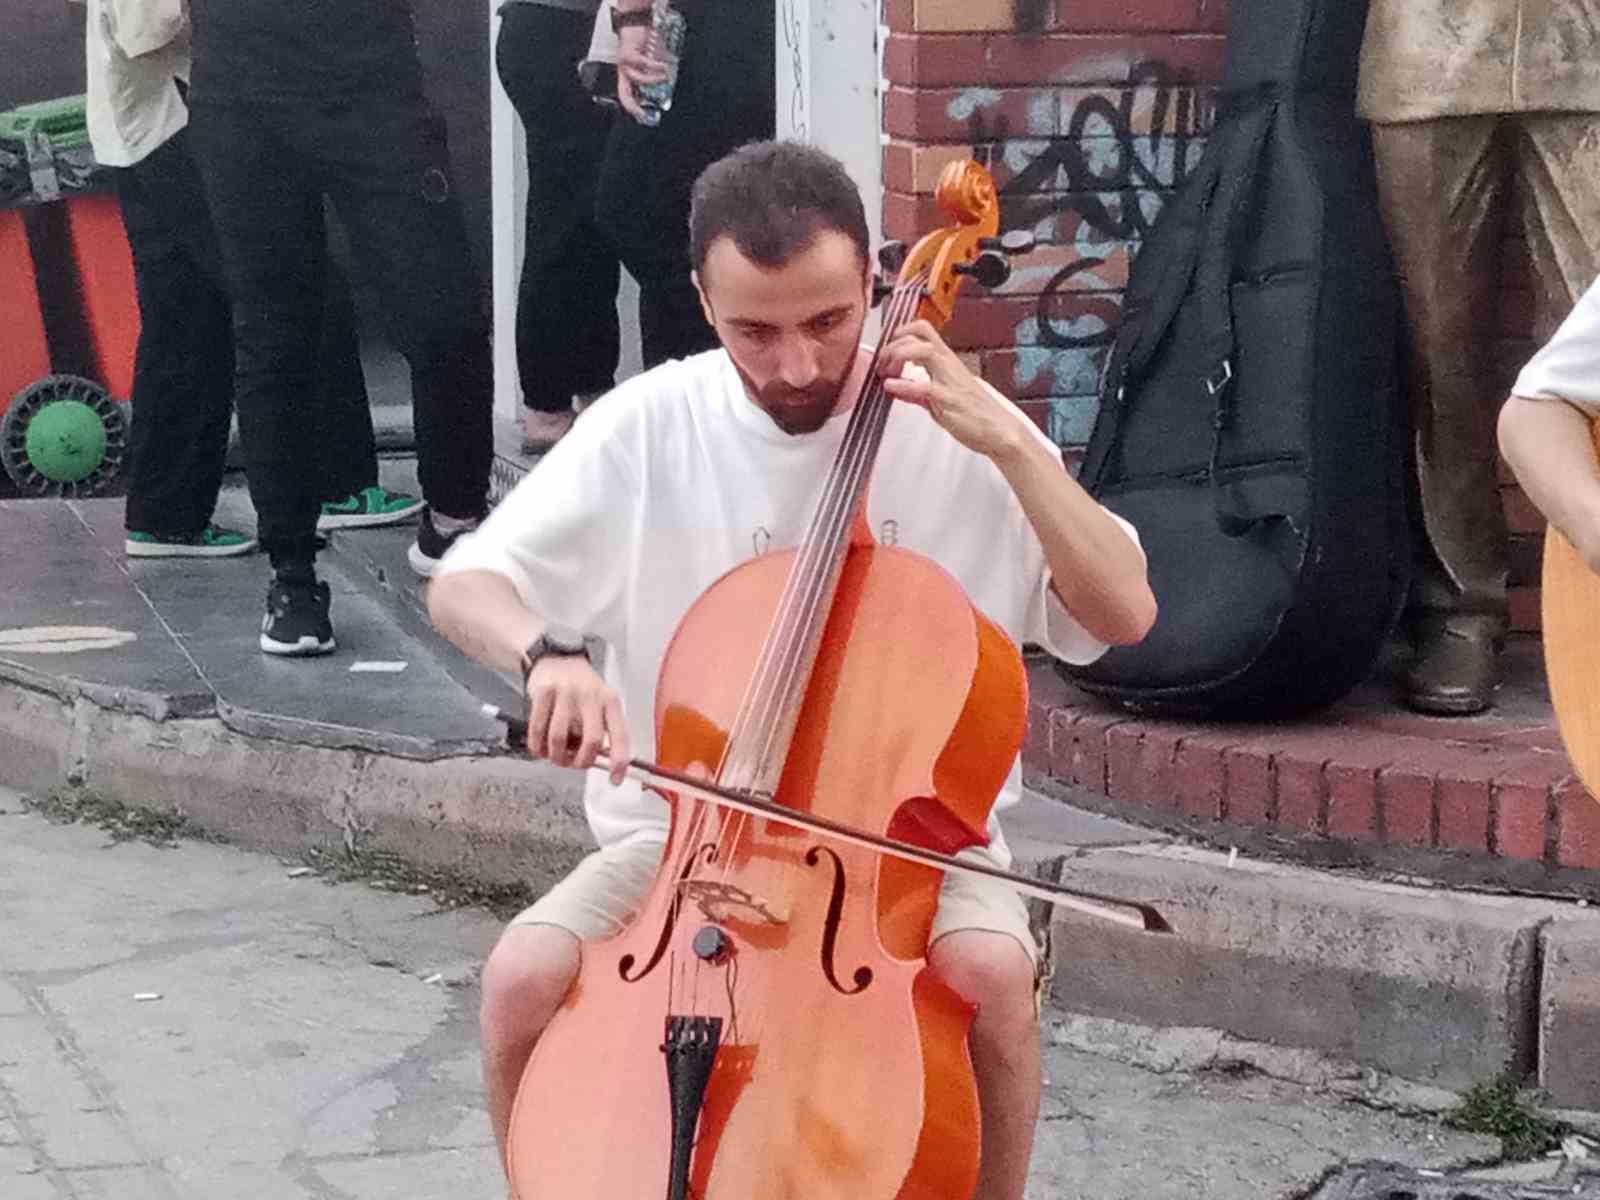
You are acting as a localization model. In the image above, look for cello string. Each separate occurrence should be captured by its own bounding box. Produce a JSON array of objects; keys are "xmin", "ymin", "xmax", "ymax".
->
[
  {"xmin": 736, "ymin": 275, "xmax": 925, "ymax": 797},
  {"xmin": 684, "ymin": 277, "xmax": 923, "ymax": 1045},
  {"xmin": 716, "ymin": 274, "xmax": 926, "ymax": 801},
  {"xmin": 709, "ymin": 275, "xmax": 928, "ymax": 929},
  {"xmin": 720, "ymin": 276, "xmax": 925, "ymax": 867},
  {"xmin": 709, "ymin": 276, "xmax": 928, "ymax": 1046},
  {"xmin": 709, "ymin": 278, "xmax": 925, "ymax": 861}
]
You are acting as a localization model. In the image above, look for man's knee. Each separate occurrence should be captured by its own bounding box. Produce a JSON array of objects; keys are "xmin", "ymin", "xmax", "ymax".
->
[
  {"xmin": 480, "ymin": 923, "xmax": 581, "ymax": 1041},
  {"xmin": 928, "ymin": 930, "xmax": 1038, "ymax": 1026}
]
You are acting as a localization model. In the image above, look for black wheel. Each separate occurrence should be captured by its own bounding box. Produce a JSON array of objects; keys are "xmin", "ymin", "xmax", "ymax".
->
[{"xmin": 0, "ymin": 374, "xmax": 129, "ymax": 497}]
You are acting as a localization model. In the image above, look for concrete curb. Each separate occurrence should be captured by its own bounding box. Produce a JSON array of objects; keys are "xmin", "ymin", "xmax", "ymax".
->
[
  {"xmin": 1034, "ymin": 841, "xmax": 1598, "ymax": 1093},
  {"xmin": 0, "ymin": 671, "xmax": 589, "ymax": 895},
  {"xmin": 4, "ymin": 666, "xmax": 1599, "ymax": 1108}
]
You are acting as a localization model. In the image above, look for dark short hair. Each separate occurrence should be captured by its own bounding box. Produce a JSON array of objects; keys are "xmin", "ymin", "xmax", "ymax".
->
[{"xmin": 689, "ymin": 140, "xmax": 870, "ymax": 278}]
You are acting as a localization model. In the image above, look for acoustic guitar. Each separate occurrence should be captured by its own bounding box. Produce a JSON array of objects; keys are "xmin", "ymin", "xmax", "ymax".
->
[{"xmin": 1541, "ymin": 418, "xmax": 1600, "ymax": 799}]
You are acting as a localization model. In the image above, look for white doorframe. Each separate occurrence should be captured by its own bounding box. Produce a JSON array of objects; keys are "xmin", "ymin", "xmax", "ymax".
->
[
  {"xmin": 489, "ymin": 0, "xmax": 524, "ymax": 421},
  {"xmin": 776, "ymin": 0, "xmax": 884, "ymax": 246}
]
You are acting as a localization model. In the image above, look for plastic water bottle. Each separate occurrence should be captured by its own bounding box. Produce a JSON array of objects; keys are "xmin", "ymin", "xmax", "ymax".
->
[{"xmin": 636, "ymin": 0, "xmax": 687, "ymax": 127}]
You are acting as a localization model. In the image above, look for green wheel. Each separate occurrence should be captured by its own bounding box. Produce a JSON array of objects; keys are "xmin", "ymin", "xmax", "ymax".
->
[{"xmin": 0, "ymin": 375, "xmax": 128, "ymax": 497}]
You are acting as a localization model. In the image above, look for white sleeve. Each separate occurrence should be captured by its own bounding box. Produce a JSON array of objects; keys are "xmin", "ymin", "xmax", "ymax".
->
[
  {"xmin": 1032, "ymin": 510, "xmax": 1144, "ymax": 666},
  {"xmin": 990, "ymin": 394, "xmax": 1144, "ymax": 666},
  {"xmin": 1513, "ymin": 276, "xmax": 1600, "ymax": 415},
  {"xmin": 434, "ymin": 408, "xmax": 636, "ymax": 646},
  {"xmin": 107, "ymin": 0, "xmax": 187, "ymax": 58}
]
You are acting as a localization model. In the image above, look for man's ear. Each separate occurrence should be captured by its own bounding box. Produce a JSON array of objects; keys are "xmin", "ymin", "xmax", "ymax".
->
[{"xmin": 692, "ymin": 270, "xmax": 716, "ymax": 329}]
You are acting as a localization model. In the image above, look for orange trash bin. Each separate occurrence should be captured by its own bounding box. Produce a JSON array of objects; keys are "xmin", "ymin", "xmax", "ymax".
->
[{"xmin": 0, "ymin": 207, "xmax": 53, "ymax": 414}]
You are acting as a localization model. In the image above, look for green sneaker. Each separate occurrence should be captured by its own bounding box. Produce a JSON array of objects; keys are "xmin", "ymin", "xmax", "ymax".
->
[
  {"xmin": 317, "ymin": 486, "xmax": 425, "ymax": 530},
  {"xmin": 125, "ymin": 525, "xmax": 258, "ymax": 558}
]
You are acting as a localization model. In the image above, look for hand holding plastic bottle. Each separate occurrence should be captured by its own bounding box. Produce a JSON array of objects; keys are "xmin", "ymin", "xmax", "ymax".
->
[{"xmin": 615, "ymin": 0, "xmax": 684, "ymax": 126}]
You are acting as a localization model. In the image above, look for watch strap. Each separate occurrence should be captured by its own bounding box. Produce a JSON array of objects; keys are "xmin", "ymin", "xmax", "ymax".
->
[{"xmin": 520, "ymin": 631, "xmax": 591, "ymax": 684}]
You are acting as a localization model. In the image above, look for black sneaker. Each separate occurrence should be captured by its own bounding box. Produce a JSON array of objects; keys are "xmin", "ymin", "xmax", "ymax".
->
[
  {"xmin": 408, "ymin": 509, "xmax": 478, "ymax": 578},
  {"xmin": 259, "ymin": 577, "xmax": 336, "ymax": 656}
]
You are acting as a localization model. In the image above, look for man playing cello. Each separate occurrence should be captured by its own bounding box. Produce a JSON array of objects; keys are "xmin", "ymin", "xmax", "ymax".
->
[{"xmin": 428, "ymin": 140, "xmax": 1155, "ymax": 1200}]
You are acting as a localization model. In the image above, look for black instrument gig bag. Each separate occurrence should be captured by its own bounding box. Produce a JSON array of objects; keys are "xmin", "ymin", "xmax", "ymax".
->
[{"xmin": 1060, "ymin": 0, "xmax": 1406, "ymax": 718}]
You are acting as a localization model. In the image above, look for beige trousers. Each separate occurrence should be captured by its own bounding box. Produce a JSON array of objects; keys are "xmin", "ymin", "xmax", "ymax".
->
[{"xmin": 1372, "ymin": 114, "xmax": 1600, "ymax": 622}]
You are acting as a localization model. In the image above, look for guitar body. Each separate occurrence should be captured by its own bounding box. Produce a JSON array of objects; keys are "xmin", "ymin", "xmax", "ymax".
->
[{"xmin": 1541, "ymin": 420, "xmax": 1600, "ymax": 799}]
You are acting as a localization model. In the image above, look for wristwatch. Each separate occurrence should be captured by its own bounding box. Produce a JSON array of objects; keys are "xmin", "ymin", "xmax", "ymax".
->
[
  {"xmin": 611, "ymin": 5, "xmax": 653, "ymax": 33},
  {"xmin": 521, "ymin": 624, "xmax": 590, "ymax": 684}
]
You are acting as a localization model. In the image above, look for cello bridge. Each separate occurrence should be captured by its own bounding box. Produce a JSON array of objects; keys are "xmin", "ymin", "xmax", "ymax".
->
[{"xmin": 679, "ymin": 880, "xmax": 787, "ymax": 926}]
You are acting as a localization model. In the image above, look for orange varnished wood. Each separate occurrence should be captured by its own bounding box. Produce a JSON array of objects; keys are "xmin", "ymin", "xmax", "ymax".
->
[
  {"xmin": 506, "ymin": 161, "xmax": 1021, "ymax": 1200},
  {"xmin": 1542, "ymin": 419, "xmax": 1600, "ymax": 801},
  {"xmin": 507, "ymin": 546, "xmax": 1024, "ymax": 1199}
]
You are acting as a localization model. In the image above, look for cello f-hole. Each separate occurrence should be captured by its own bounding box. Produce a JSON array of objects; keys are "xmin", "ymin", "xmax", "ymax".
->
[
  {"xmin": 807, "ymin": 846, "xmax": 874, "ymax": 995},
  {"xmin": 619, "ymin": 837, "xmax": 717, "ymax": 983}
]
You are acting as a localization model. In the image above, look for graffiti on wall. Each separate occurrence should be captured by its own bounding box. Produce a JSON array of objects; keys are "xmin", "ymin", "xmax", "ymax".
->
[{"xmin": 958, "ymin": 60, "xmax": 1211, "ymax": 443}]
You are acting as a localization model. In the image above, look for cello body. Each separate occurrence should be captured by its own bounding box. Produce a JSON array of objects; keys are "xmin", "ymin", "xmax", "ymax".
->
[{"xmin": 506, "ymin": 541, "xmax": 1027, "ymax": 1200}]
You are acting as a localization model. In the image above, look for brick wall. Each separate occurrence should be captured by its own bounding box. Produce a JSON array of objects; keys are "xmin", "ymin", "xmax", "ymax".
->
[{"xmin": 881, "ymin": 0, "xmax": 1546, "ymax": 633}]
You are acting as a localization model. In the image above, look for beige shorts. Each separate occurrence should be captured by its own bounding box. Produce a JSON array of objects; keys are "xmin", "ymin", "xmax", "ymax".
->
[{"xmin": 511, "ymin": 831, "xmax": 1040, "ymax": 970}]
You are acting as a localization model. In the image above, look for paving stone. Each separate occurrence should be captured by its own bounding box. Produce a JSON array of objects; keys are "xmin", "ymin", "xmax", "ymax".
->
[{"xmin": 1541, "ymin": 917, "xmax": 1600, "ymax": 1109}]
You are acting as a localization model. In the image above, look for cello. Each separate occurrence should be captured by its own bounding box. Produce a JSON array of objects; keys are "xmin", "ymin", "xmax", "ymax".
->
[{"xmin": 502, "ymin": 160, "xmax": 1160, "ymax": 1200}]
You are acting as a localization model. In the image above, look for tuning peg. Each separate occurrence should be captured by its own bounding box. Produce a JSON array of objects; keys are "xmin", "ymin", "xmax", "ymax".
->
[
  {"xmin": 980, "ymin": 230, "xmax": 1037, "ymax": 257},
  {"xmin": 877, "ymin": 240, "xmax": 908, "ymax": 275},
  {"xmin": 953, "ymin": 251, "xmax": 1011, "ymax": 289},
  {"xmin": 870, "ymin": 277, "xmax": 896, "ymax": 308}
]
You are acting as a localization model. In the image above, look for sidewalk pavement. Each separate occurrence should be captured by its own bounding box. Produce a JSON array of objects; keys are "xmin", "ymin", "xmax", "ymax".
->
[
  {"xmin": 10, "ymin": 784, "xmax": 1599, "ymax": 1200},
  {"xmin": 1, "ymin": 452, "xmax": 1598, "ymax": 1121}
]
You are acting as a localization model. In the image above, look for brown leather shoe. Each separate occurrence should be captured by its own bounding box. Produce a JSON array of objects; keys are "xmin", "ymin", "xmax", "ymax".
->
[{"xmin": 1401, "ymin": 615, "xmax": 1502, "ymax": 716}]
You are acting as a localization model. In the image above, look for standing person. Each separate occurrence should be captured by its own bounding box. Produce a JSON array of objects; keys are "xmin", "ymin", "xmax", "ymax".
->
[
  {"xmin": 84, "ymin": 0, "xmax": 419, "ymax": 563},
  {"xmin": 496, "ymin": 0, "xmax": 620, "ymax": 454},
  {"xmin": 427, "ymin": 142, "xmax": 1155, "ymax": 1200},
  {"xmin": 598, "ymin": 0, "xmax": 776, "ymax": 367},
  {"xmin": 185, "ymin": 0, "xmax": 494, "ymax": 656},
  {"xmin": 1358, "ymin": 4, "xmax": 1600, "ymax": 714}
]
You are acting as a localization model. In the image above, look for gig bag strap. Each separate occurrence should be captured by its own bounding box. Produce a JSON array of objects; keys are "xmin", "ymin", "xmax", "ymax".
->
[{"xmin": 1192, "ymin": 101, "xmax": 1280, "ymax": 537}]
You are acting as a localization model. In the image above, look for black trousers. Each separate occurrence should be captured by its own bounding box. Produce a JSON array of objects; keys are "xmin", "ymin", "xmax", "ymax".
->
[
  {"xmin": 595, "ymin": 0, "xmax": 776, "ymax": 367},
  {"xmin": 116, "ymin": 128, "xmax": 378, "ymax": 538},
  {"xmin": 189, "ymin": 92, "xmax": 492, "ymax": 564},
  {"xmin": 496, "ymin": 2, "xmax": 620, "ymax": 412}
]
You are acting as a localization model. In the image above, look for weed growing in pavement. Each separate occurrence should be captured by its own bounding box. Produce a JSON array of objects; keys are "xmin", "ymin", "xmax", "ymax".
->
[
  {"xmin": 24, "ymin": 786, "xmax": 210, "ymax": 846},
  {"xmin": 1446, "ymin": 1075, "xmax": 1572, "ymax": 1160},
  {"xmin": 298, "ymin": 846, "xmax": 540, "ymax": 922},
  {"xmin": 21, "ymin": 787, "xmax": 541, "ymax": 920}
]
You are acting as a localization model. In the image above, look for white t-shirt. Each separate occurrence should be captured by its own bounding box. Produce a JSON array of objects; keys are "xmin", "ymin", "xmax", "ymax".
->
[
  {"xmin": 1514, "ymin": 276, "xmax": 1600, "ymax": 415},
  {"xmin": 85, "ymin": 0, "xmax": 191, "ymax": 169},
  {"xmin": 439, "ymin": 349, "xmax": 1132, "ymax": 848}
]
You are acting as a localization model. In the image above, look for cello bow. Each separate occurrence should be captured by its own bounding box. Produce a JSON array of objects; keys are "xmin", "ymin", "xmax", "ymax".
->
[{"xmin": 484, "ymin": 704, "xmax": 1171, "ymax": 933}]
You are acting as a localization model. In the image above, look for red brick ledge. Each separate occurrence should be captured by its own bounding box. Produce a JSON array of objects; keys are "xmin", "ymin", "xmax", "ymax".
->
[{"xmin": 1022, "ymin": 641, "xmax": 1600, "ymax": 874}]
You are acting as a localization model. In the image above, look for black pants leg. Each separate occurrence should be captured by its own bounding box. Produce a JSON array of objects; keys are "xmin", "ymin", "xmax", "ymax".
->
[
  {"xmin": 189, "ymin": 101, "xmax": 329, "ymax": 564},
  {"xmin": 192, "ymin": 94, "xmax": 486, "ymax": 565},
  {"xmin": 117, "ymin": 129, "xmax": 234, "ymax": 538},
  {"xmin": 595, "ymin": 0, "xmax": 776, "ymax": 367},
  {"xmin": 496, "ymin": 3, "xmax": 620, "ymax": 411},
  {"xmin": 313, "ymin": 95, "xmax": 492, "ymax": 522},
  {"xmin": 313, "ymin": 205, "xmax": 380, "ymax": 502}
]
